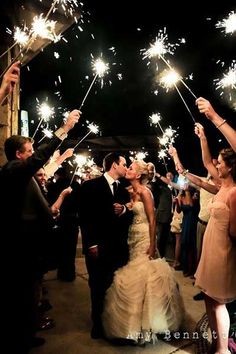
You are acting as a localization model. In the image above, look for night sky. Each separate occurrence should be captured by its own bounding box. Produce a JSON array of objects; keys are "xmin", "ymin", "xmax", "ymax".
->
[{"xmin": 2, "ymin": 0, "xmax": 236, "ymax": 173}]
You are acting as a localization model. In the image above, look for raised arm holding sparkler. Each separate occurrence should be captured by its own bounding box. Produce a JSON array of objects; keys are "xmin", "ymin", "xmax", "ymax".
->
[
  {"xmin": 196, "ymin": 97, "xmax": 236, "ymax": 152},
  {"xmin": 79, "ymin": 57, "xmax": 109, "ymax": 110},
  {"xmin": 0, "ymin": 61, "xmax": 20, "ymax": 105}
]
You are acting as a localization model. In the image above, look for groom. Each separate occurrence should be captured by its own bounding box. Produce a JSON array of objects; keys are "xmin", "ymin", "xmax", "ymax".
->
[{"xmin": 79, "ymin": 152, "xmax": 133, "ymax": 339}]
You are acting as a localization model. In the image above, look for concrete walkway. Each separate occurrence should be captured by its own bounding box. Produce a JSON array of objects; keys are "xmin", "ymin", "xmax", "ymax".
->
[{"xmin": 31, "ymin": 241, "xmax": 206, "ymax": 354}]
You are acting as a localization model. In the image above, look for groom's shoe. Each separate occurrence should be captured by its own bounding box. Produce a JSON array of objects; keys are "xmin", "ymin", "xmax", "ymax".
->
[{"xmin": 90, "ymin": 326, "xmax": 104, "ymax": 339}]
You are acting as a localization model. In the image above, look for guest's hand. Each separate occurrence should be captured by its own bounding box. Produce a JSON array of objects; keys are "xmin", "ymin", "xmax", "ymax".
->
[
  {"xmin": 195, "ymin": 97, "xmax": 216, "ymax": 120},
  {"xmin": 168, "ymin": 145, "xmax": 177, "ymax": 157},
  {"xmin": 194, "ymin": 122, "xmax": 205, "ymax": 139},
  {"xmin": 62, "ymin": 148, "xmax": 74, "ymax": 159},
  {"xmin": 63, "ymin": 109, "xmax": 81, "ymax": 132},
  {"xmin": 0, "ymin": 61, "xmax": 20, "ymax": 103},
  {"xmin": 61, "ymin": 186, "xmax": 72, "ymax": 197}
]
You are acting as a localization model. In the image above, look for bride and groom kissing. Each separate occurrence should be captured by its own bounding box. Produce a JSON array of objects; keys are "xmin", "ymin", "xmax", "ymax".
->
[{"xmin": 79, "ymin": 152, "xmax": 183, "ymax": 344}]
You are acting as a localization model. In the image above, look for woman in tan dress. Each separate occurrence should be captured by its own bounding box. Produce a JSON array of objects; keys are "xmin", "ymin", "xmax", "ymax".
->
[{"xmin": 195, "ymin": 148, "xmax": 236, "ymax": 354}]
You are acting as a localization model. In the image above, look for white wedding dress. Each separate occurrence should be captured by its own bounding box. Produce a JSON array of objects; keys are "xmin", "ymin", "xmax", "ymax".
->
[{"xmin": 102, "ymin": 201, "xmax": 184, "ymax": 343}]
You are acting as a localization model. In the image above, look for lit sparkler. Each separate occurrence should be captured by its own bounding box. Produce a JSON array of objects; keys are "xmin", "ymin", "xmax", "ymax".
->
[
  {"xmin": 158, "ymin": 149, "xmax": 168, "ymax": 172},
  {"xmin": 216, "ymin": 11, "xmax": 236, "ymax": 35},
  {"xmin": 129, "ymin": 151, "xmax": 149, "ymax": 161},
  {"xmin": 149, "ymin": 113, "xmax": 164, "ymax": 134},
  {"xmin": 0, "ymin": 14, "xmax": 60, "ymax": 79},
  {"xmin": 73, "ymin": 122, "xmax": 99, "ymax": 149},
  {"xmin": 32, "ymin": 101, "xmax": 55, "ymax": 139},
  {"xmin": 142, "ymin": 29, "xmax": 197, "ymax": 99},
  {"xmin": 70, "ymin": 154, "xmax": 95, "ymax": 185},
  {"xmin": 214, "ymin": 61, "xmax": 236, "ymax": 101},
  {"xmin": 38, "ymin": 127, "xmax": 53, "ymax": 143},
  {"xmin": 79, "ymin": 57, "xmax": 109, "ymax": 110},
  {"xmin": 0, "ymin": 0, "xmax": 74, "ymax": 78},
  {"xmin": 158, "ymin": 69, "xmax": 196, "ymax": 123},
  {"xmin": 31, "ymin": 14, "xmax": 59, "ymax": 42},
  {"xmin": 0, "ymin": 26, "xmax": 30, "ymax": 59}
]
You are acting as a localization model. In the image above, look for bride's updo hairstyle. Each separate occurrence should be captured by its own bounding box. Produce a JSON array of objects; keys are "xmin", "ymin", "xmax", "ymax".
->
[{"xmin": 134, "ymin": 160, "xmax": 156, "ymax": 185}]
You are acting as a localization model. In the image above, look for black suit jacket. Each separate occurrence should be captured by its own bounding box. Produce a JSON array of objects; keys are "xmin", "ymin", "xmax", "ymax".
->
[
  {"xmin": 79, "ymin": 175, "xmax": 133, "ymax": 267},
  {"xmin": 1, "ymin": 135, "xmax": 63, "ymax": 273}
]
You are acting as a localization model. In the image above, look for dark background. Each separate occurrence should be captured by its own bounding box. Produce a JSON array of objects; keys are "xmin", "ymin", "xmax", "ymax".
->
[{"xmin": 1, "ymin": 0, "xmax": 236, "ymax": 173}]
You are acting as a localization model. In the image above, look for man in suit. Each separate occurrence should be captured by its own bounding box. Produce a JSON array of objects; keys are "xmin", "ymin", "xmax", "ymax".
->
[
  {"xmin": 79, "ymin": 152, "xmax": 133, "ymax": 339},
  {"xmin": 1, "ymin": 110, "xmax": 80, "ymax": 354}
]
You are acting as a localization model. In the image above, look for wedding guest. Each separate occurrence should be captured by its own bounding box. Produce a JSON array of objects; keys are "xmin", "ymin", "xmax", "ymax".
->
[
  {"xmin": 195, "ymin": 147, "xmax": 236, "ymax": 354},
  {"xmin": 1, "ymin": 109, "xmax": 80, "ymax": 353},
  {"xmin": 47, "ymin": 167, "xmax": 80, "ymax": 282}
]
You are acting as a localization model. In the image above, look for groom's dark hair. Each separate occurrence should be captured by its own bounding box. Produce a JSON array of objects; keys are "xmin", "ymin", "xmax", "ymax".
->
[{"xmin": 103, "ymin": 152, "xmax": 123, "ymax": 172}]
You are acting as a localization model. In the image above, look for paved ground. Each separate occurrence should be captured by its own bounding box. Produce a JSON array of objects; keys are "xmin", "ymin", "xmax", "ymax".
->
[{"xmin": 31, "ymin": 236, "xmax": 206, "ymax": 354}]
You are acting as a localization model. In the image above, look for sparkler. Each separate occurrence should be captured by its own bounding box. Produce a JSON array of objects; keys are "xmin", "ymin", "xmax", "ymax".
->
[
  {"xmin": 149, "ymin": 112, "xmax": 176, "ymax": 172},
  {"xmin": 216, "ymin": 11, "xmax": 236, "ymax": 35},
  {"xmin": 69, "ymin": 154, "xmax": 95, "ymax": 185},
  {"xmin": 38, "ymin": 127, "xmax": 53, "ymax": 143},
  {"xmin": 158, "ymin": 149, "xmax": 168, "ymax": 173},
  {"xmin": 159, "ymin": 69, "xmax": 196, "ymax": 123},
  {"xmin": 142, "ymin": 29, "xmax": 197, "ymax": 99},
  {"xmin": 79, "ymin": 57, "xmax": 109, "ymax": 110},
  {"xmin": 0, "ymin": 27, "xmax": 30, "ymax": 59},
  {"xmin": 214, "ymin": 61, "xmax": 236, "ymax": 101},
  {"xmin": 73, "ymin": 122, "xmax": 99, "ymax": 149},
  {"xmin": 0, "ymin": 15, "xmax": 60, "ymax": 80},
  {"xmin": 32, "ymin": 102, "xmax": 55, "ymax": 139},
  {"xmin": 149, "ymin": 113, "xmax": 164, "ymax": 134},
  {"xmin": 129, "ymin": 151, "xmax": 149, "ymax": 161}
]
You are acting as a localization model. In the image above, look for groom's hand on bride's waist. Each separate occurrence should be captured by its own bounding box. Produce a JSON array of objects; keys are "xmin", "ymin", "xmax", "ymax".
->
[{"xmin": 113, "ymin": 203, "xmax": 126, "ymax": 216}]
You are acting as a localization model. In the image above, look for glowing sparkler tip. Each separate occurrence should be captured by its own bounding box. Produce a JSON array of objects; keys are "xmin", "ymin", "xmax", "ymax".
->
[
  {"xmin": 88, "ymin": 123, "xmax": 99, "ymax": 134},
  {"xmin": 92, "ymin": 58, "xmax": 109, "ymax": 78}
]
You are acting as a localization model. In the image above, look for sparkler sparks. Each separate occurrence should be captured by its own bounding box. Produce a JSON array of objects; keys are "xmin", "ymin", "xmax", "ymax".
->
[
  {"xmin": 214, "ymin": 61, "xmax": 236, "ymax": 103},
  {"xmin": 156, "ymin": 68, "xmax": 196, "ymax": 123},
  {"xmin": 70, "ymin": 154, "xmax": 96, "ymax": 185},
  {"xmin": 159, "ymin": 69, "xmax": 181, "ymax": 91},
  {"xmin": 14, "ymin": 27, "xmax": 30, "ymax": 47},
  {"xmin": 142, "ymin": 28, "xmax": 179, "ymax": 61},
  {"xmin": 215, "ymin": 61, "xmax": 236, "ymax": 91},
  {"xmin": 73, "ymin": 122, "xmax": 99, "ymax": 149},
  {"xmin": 216, "ymin": 11, "xmax": 236, "ymax": 34},
  {"xmin": 149, "ymin": 113, "xmax": 164, "ymax": 134},
  {"xmin": 31, "ymin": 14, "xmax": 60, "ymax": 42},
  {"xmin": 79, "ymin": 56, "xmax": 109, "ymax": 110},
  {"xmin": 129, "ymin": 151, "xmax": 149, "ymax": 161},
  {"xmin": 38, "ymin": 127, "xmax": 53, "ymax": 143},
  {"xmin": 142, "ymin": 29, "xmax": 196, "ymax": 99},
  {"xmin": 32, "ymin": 101, "xmax": 55, "ymax": 139}
]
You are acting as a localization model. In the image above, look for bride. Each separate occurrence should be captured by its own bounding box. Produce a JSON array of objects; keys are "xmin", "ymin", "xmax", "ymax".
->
[{"xmin": 102, "ymin": 159, "xmax": 184, "ymax": 344}]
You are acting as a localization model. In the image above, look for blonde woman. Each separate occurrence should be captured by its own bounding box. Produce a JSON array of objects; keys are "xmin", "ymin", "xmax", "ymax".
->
[{"xmin": 102, "ymin": 160, "xmax": 184, "ymax": 344}]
